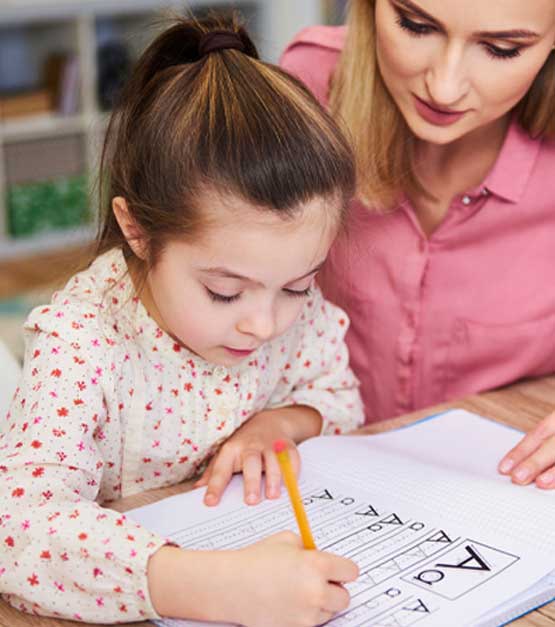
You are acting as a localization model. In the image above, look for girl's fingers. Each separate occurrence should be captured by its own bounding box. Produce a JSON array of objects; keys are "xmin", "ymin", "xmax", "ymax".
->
[
  {"xmin": 498, "ymin": 412, "xmax": 555, "ymax": 475},
  {"xmin": 203, "ymin": 448, "xmax": 236, "ymax": 506},
  {"xmin": 287, "ymin": 442, "xmax": 301, "ymax": 476},
  {"xmin": 510, "ymin": 434, "xmax": 555, "ymax": 485},
  {"xmin": 322, "ymin": 582, "xmax": 351, "ymax": 614},
  {"xmin": 241, "ymin": 449, "xmax": 263, "ymax": 505},
  {"xmin": 263, "ymin": 448, "xmax": 282, "ymax": 499},
  {"xmin": 193, "ymin": 460, "xmax": 214, "ymax": 488}
]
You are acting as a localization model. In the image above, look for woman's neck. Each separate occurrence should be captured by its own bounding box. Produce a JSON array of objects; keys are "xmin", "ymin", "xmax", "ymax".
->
[{"xmin": 416, "ymin": 114, "xmax": 511, "ymax": 194}]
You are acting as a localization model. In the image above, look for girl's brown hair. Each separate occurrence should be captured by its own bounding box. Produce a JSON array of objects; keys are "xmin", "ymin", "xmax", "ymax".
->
[
  {"xmin": 96, "ymin": 14, "xmax": 355, "ymax": 267},
  {"xmin": 330, "ymin": 0, "xmax": 555, "ymax": 209}
]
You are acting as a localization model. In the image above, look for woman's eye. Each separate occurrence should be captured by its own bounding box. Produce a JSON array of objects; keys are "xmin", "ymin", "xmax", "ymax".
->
[
  {"xmin": 283, "ymin": 287, "xmax": 312, "ymax": 298},
  {"xmin": 205, "ymin": 287, "xmax": 241, "ymax": 304},
  {"xmin": 483, "ymin": 43, "xmax": 522, "ymax": 60},
  {"xmin": 396, "ymin": 13, "xmax": 435, "ymax": 36}
]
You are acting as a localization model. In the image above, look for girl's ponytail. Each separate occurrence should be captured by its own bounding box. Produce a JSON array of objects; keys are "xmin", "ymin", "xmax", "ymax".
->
[{"xmin": 97, "ymin": 14, "xmax": 355, "ymax": 268}]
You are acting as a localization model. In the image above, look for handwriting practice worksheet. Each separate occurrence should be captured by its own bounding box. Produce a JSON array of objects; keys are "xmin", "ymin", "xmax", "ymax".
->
[{"xmin": 129, "ymin": 411, "xmax": 555, "ymax": 627}]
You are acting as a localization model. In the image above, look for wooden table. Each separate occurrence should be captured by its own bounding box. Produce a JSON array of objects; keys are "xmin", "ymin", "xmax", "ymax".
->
[{"xmin": 2, "ymin": 376, "xmax": 555, "ymax": 627}]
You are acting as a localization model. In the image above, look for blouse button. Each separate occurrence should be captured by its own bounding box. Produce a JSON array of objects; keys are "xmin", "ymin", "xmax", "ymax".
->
[
  {"xmin": 461, "ymin": 195, "xmax": 472, "ymax": 206},
  {"xmin": 214, "ymin": 366, "xmax": 226, "ymax": 378}
]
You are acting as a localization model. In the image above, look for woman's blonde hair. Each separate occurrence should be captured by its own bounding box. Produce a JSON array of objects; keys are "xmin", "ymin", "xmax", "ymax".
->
[{"xmin": 330, "ymin": 0, "xmax": 555, "ymax": 209}]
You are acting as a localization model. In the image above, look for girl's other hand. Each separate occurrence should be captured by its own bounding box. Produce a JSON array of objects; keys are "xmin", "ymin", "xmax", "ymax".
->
[
  {"xmin": 194, "ymin": 407, "xmax": 319, "ymax": 506},
  {"xmin": 498, "ymin": 412, "xmax": 555, "ymax": 489}
]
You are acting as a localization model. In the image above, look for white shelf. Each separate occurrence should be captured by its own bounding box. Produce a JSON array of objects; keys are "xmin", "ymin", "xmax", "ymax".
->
[
  {"xmin": 0, "ymin": 113, "xmax": 86, "ymax": 143},
  {"xmin": 0, "ymin": 225, "xmax": 95, "ymax": 260},
  {"xmin": 0, "ymin": 0, "xmax": 327, "ymax": 261}
]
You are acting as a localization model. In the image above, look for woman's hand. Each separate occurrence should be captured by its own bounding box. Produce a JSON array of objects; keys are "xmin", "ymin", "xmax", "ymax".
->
[
  {"xmin": 194, "ymin": 405, "xmax": 322, "ymax": 506},
  {"xmin": 498, "ymin": 411, "xmax": 555, "ymax": 488}
]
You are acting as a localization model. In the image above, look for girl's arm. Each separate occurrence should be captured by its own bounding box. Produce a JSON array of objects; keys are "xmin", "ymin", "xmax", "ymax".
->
[
  {"xmin": 0, "ymin": 329, "xmax": 167, "ymax": 622},
  {"xmin": 148, "ymin": 531, "xmax": 358, "ymax": 626}
]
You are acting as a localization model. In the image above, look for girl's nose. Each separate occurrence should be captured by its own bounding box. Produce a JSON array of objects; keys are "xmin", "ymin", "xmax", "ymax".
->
[{"xmin": 237, "ymin": 310, "xmax": 276, "ymax": 342}]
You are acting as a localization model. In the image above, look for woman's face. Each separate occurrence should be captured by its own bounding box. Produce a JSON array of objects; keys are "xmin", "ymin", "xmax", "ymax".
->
[{"xmin": 375, "ymin": 0, "xmax": 555, "ymax": 144}]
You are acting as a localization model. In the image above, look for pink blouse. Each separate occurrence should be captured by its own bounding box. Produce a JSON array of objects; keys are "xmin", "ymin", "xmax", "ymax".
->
[{"xmin": 282, "ymin": 26, "xmax": 555, "ymax": 422}]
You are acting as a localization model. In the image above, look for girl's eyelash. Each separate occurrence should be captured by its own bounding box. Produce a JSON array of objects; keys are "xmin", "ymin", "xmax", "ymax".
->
[
  {"xmin": 205, "ymin": 288, "xmax": 241, "ymax": 304},
  {"xmin": 283, "ymin": 287, "xmax": 312, "ymax": 298},
  {"xmin": 483, "ymin": 44, "xmax": 522, "ymax": 60}
]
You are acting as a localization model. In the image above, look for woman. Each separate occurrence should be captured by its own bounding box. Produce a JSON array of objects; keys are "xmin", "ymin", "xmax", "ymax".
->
[{"xmin": 281, "ymin": 0, "xmax": 555, "ymax": 489}]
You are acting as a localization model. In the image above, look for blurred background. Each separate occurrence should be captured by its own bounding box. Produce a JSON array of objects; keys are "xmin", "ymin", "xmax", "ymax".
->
[{"xmin": 0, "ymin": 0, "xmax": 348, "ymax": 361}]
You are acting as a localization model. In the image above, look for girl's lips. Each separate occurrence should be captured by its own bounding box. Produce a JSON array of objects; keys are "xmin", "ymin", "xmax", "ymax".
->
[
  {"xmin": 224, "ymin": 347, "xmax": 256, "ymax": 357},
  {"xmin": 413, "ymin": 94, "xmax": 468, "ymax": 127}
]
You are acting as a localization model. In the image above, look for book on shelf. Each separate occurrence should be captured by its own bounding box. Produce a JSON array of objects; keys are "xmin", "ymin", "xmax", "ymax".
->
[
  {"xmin": 43, "ymin": 52, "xmax": 80, "ymax": 116},
  {"xmin": 0, "ymin": 89, "xmax": 52, "ymax": 120}
]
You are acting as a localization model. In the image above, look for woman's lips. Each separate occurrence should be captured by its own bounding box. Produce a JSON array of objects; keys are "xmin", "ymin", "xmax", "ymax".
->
[{"xmin": 413, "ymin": 94, "xmax": 468, "ymax": 127}]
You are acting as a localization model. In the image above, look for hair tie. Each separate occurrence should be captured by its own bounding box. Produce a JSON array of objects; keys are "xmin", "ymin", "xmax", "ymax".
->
[{"xmin": 198, "ymin": 30, "xmax": 246, "ymax": 57}]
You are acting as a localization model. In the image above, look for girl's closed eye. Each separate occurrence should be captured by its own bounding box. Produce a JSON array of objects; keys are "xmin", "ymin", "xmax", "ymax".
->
[
  {"xmin": 283, "ymin": 286, "xmax": 312, "ymax": 298},
  {"xmin": 395, "ymin": 10, "xmax": 436, "ymax": 37},
  {"xmin": 205, "ymin": 287, "xmax": 241, "ymax": 304}
]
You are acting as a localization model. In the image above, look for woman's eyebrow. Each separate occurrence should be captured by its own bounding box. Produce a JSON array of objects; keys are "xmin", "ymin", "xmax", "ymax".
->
[{"xmin": 394, "ymin": 0, "xmax": 540, "ymax": 40}]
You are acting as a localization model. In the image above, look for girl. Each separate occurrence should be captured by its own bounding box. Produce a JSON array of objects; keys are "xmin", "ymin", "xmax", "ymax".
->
[
  {"xmin": 281, "ymin": 0, "xmax": 555, "ymax": 489},
  {"xmin": 0, "ymin": 16, "xmax": 363, "ymax": 626}
]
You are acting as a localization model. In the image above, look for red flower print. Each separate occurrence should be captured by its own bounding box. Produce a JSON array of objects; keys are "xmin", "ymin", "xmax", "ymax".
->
[
  {"xmin": 40, "ymin": 550, "xmax": 51, "ymax": 559},
  {"xmin": 28, "ymin": 573, "xmax": 39, "ymax": 586},
  {"xmin": 32, "ymin": 467, "xmax": 45, "ymax": 478},
  {"xmin": 30, "ymin": 440, "xmax": 42, "ymax": 449},
  {"xmin": 42, "ymin": 490, "xmax": 53, "ymax": 500},
  {"xmin": 78, "ymin": 532, "xmax": 88, "ymax": 541},
  {"xmin": 214, "ymin": 389, "xmax": 222, "ymax": 395},
  {"xmin": 4, "ymin": 536, "xmax": 14, "ymax": 548},
  {"xmin": 12, "ymin": 487, "xmax": 24, "ymax": 498},
  {"xmin": 173, "ymin": 343, "xmax": 182, "ymax": 352},
  {"xmin": 51, "ymin": 368, "xmax": 62, "ymax": 378},
  {"xmin": 73, "ymin": 398, "xmax": 84, "ymax": 406},
  {"xmin": 184, "ymin": 383, "xmax": 193, "ymax": 392},
  {"xmin": 57, "ymin": 407, "xmax": 69, "ymax": 417}
]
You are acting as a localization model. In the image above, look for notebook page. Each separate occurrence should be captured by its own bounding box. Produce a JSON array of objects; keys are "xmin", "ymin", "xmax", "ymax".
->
[
  {"xmin": 299, "ymin": 410, "xmax": 555, "ymax": 553},
  {"xmin": 128, "ymin": 411, "xmax": 554, "ymax": 627}
]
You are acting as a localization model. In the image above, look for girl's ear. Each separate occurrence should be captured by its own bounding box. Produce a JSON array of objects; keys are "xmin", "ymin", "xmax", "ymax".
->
[{"xmin": 112, "ymin": 197, "xmax": 148, "ymax": 259}]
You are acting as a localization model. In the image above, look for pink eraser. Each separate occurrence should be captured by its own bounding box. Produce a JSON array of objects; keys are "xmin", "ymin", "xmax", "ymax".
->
[{"xmin": 273, "ymin": 440, "xmax": 286, "ymax": 453}]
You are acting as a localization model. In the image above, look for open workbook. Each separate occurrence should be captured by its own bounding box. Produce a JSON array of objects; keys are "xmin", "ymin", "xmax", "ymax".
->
[{"xmin": 128, "ymin": 410, "xmax": 555, "ymax": 627}]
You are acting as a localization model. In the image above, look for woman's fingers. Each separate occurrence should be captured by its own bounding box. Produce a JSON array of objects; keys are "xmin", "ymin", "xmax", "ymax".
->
[
  {"xmin": 498, "ymin": 412, "xmax": 555, "ymax": 485},
  {"xmin": 510, "ymin": 434, "xmax": 555, "ymax": 486}
]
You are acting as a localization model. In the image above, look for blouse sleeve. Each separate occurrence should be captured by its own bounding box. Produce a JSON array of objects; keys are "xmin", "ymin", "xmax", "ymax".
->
[
  {"xmin": 0, "ymin": 325, "xmax": 166, "ymax": 622},
  {"xmin": 266, "ymin": 287, "xmax": 364, "ymax": 435}
]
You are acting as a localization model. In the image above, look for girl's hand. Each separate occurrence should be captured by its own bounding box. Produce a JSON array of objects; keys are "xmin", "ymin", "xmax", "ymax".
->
[
  {"xmin": 232, "ymin": 531, "xmax": 358, "ymax": 627},
  {"xmin": 194, "ymin": 406, "xmax": 322, "ymax": 506},
  {"xmin": 149, "ymin": 532, "xmax": 358, "ymax": 626},
  {"xmin": 498, "ymin": 412, "xmax": 555, "ymax": 489}
]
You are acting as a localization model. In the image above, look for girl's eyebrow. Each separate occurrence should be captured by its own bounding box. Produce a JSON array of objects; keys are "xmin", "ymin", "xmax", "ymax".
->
[
  {"xmin": 199, "ymin": 262, "xmax": 325, "ymax": 286},
  {"xmin": 394, "ymin": 0, "xmax": 540, "ymax": 39}
]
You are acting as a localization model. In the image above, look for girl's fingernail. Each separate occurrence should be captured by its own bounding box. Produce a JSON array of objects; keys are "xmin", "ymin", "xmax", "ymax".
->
[
  {"xmin": 514, "ymin": 467, "xmax": 530, "ymax": 482},
  {"xmin": 246, "ymin": 493, "xmax": 258, "ymax": 504},
  {"xmin": 499, "ymin": 458, "xmax": 514, "ymax": 473},
  {"xmin": 204, "ymin": 493, "xmax": 217, "ymax": 505}
]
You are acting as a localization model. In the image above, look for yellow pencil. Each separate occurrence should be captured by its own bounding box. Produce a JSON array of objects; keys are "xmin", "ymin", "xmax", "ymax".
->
[{"xmin": 273, "ymin": 439, "xmax": 317, "ymax": 550}]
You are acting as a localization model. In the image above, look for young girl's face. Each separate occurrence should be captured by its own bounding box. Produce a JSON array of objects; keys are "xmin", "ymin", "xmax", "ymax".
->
[
  {"xmin": 142, "ymin": 194, "xmax": 338, "ymax": 366},
  {"xmin": 375, "ymin": 0, "xmax": 555, "ymax": 145}
]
